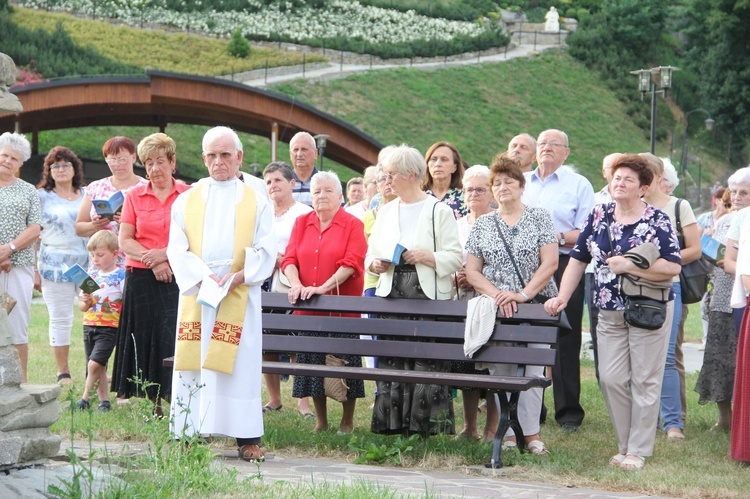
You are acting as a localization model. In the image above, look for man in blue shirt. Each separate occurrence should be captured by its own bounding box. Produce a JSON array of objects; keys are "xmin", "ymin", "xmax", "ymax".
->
[
  {"xmin": 522, "ymin": 129, "xmax": 596, "ymax": 432},
  {"xmin": 288, "ymin": 132, "xmax": 319, "ymax": 207}
]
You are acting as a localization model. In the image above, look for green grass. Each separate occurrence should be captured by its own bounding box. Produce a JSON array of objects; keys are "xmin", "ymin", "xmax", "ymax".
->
[
  {"xmin": 10, "ymin": 7, "xmax": 326, "ymax": 77},
  {"xmin": 27, "ymin": 299, "xmax": 748, "ymax": 497}
]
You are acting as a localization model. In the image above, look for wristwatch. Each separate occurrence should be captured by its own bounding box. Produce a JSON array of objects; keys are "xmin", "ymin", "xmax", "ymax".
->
[
  {"xmin": 558, "ymin": 233, "xmax": 565, "ymax": 247},
  {"xmin": 8, "ymin": 242, "xmax": 16, "ymax": 253}
]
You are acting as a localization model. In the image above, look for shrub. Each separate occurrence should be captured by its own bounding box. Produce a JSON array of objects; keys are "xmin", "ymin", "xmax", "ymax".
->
[
  {"xmin": 577, "ymin": 8, "xmax": 590, "ymax": 20},
  {"xmin": 565, "ymin": 8, "xmax": 578, "ymax": 19},
  {"xmin": 228, "ymin": 29, "xmax": 251, "ymax": 58}
]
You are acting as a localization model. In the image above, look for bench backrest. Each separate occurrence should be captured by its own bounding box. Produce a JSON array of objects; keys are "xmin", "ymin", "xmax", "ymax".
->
[{"xmin": 261, "ymin": 293, "xmax": 559, "ymax": 370}]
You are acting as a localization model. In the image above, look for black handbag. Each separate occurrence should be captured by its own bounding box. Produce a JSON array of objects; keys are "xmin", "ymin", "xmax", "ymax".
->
[
  {"xmin": 605, "ymin": 210, "xmax": 668, "ymax": 330},
  {"xmin": 675, "ymin": 199, "xmax": 711, "ymax": 304}
]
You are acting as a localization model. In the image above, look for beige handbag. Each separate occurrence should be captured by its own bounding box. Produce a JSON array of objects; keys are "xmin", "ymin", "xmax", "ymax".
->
[
  {"xmin": 324, "ymin": 354, "xmax": 350, "ymax": 402},
  {"xmin": 270, "ymin": 269, "xmax": 291, "ymax": 293},
  {"xmin": 2, "ymin": 273, "xmax": 16, "ymax": 314}
]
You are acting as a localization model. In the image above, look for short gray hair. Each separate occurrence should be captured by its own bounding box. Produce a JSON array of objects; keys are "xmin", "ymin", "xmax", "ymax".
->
[
  {"xmin": 0, "ymin": 132, "xmax": 31, "ymax": 162},
  {"xmin": 202, "ymin": 126, "xmax": 243, "ymax": 152},
  {"xmin": 463, "ymin": 164, "xmax": 490, "ymax": 184},
  {"xmin": 290, "ymin": 131, "xmax": 316, "ymax": 150},
  {"xmin": 311, "ymin": 171, "xmax": 342, "ymax": 195},
  {"xmin": 363, "ymin": 165, "xmax": 378, "ymax": 184},
  {"xmin": 729, "ymin": 166, "xmax": 750, "ymax": 188},
  {"xmin": 661, "ymin": 157, "xmax": 679, "ymax": 191},
  {"xmin": 538, "ymin": 129, "xmax": 569, "ymax": 147},
  {"xmin": 383, "ymin": 144, "xmax": 425, "ymax": 181},
  {"xmin": 263, "ymin": 161, "xmax": 294, "ymax": 181}
]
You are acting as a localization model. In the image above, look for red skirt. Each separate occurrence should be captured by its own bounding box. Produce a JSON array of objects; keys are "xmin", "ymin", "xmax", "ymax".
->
[{"xmin": 731, "ymin": 298, "xmax": 750, "ymax": 462}]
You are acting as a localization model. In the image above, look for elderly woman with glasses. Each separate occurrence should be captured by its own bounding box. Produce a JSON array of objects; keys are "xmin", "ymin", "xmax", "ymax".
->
[
  {"xmin": 452, "ymin": 164, "xmax": 499, "ymax": 442},
  {"xmin": 75, "ymin": 136, "xmax": 147, "ymax": 267},
  {"xmin": 0, "ymin": 132, "xmax": 42, "ymax": 384},
  {"xmin": 366, "ymin": 144, "xmax": 463, "ymax": 436},
  {"xmin": 36, "ymin": 146, "xmax": 90, "ymax": 384},
  {"xmin": 111, "ymin": 133, "xmax": 190, "ymax": 415},
  {"xmin": 465, "ymin": 154, "xmax": 559, "ymax": 455}
]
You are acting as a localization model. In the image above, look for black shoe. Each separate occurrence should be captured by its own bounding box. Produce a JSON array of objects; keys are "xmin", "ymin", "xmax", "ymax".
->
[
  {"xmin": 561, "ymin": 422, "xmax": 580, "ymax": 433},
  {"xmin": 98, "ymin": 401, "xmax": 111, "ymax": 413},
  {"xmin": 74, "ymin": 399, "xmax": 90, "ymax": 411}
]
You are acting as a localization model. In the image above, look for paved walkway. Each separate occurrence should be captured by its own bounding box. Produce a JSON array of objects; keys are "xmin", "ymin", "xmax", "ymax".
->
[
  {"xmin": 234, "ymin": 43, "xmax": 564, "ymax": 88},
  {"xmin": 1, "ymin": 441, "xmax": 671, "ymax": 499}
]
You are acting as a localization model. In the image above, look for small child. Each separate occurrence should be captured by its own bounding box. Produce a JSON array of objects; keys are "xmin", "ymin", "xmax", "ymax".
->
[{"xmin": 75, "ymin": 230, "xmax": 125, "ymax": 412}]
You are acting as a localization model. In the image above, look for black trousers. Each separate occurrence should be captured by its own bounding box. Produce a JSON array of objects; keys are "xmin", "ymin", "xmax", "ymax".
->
[
  {"xmin": 552, "ymin": 254, "xmax": 586, "ymax": 427},
  {"xmin": 584, "ymin": 272, "xmax": 601, "ymax": 382}
]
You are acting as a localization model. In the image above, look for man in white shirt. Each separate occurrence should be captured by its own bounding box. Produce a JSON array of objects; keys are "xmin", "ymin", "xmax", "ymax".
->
[{"xmin": 522, "ymin": 129, "xmax": 595, "ymax": 432}]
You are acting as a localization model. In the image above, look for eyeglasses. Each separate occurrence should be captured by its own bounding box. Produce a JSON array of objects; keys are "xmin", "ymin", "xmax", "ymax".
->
[
  {"xmin": 376, "ymin": 176, "xmax": 388, "ymax": 183},
  {"xmin": 537, "ymin": 141, "xmax": 567, "ymax": 149},
  {"xmin": 50, "ymin": 162, "xmax": 72, "ymax": 170},
  {"xmin": 105, "ymin": 156, "xmax": 131, "ymax": 166},
  {"xmin": 465, "ymin": 187, "xmax": 488, "ymax": 195},
  {"xmin": 382, "ymin": 173, "xmax": 399, "ymax": 183}
]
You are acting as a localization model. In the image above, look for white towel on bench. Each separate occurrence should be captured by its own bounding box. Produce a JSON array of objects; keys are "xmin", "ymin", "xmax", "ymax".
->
[{"xmin": 464, "ymin": 294, "xmax": 498, "ymax": 359}]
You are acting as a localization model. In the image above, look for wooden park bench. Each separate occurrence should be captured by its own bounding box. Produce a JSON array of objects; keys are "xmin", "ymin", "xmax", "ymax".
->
[{"xmin": 166, "ymin": 292, "xmax": 560, "ymax": 468}]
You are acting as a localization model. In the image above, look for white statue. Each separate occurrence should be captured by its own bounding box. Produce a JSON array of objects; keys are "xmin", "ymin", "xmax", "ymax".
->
[
  {"xmin": 0, "ymin": 53, "xmax": 23, "ymax": 114},
  {"xmin": 544, "ymin": 6, "xmax": 560, "ymax": 33}
]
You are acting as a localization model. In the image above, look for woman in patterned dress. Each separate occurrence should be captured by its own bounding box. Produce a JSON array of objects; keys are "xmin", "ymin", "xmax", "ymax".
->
[
  {"xmin": 0, "ymin": 132, "xmax": 42, "ymax": 384},
  {"xmin": 545, "ymin": 154, "xmax": 682, "ymax": 471},
  {"xmin": 366, "ymin": 144, "xmax": 463, "ymax": 436},
  {"xmin": 282, "ymin": 171, "xmax": 367, "ymax": 434},
  {"xmin": 36, "ymin": 146, "xmax": 89, "ymax": 383},
  {"xmin": 422, "ymin": 141, "xmax": 467, "ymax": 219},
  {"xmin": 695, "ymin": 168, "xmax": 750, "ymax": 431},
  {"xmin": 464, "ymin": 154, "xmax": 558, "ymax": 454}
]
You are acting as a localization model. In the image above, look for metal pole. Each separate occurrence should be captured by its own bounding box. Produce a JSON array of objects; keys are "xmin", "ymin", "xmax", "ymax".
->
[
  {"xmin": 649, "ymin": 84, "xmax": 657, "ymax": 154},
  {"xmin": 271, "ymin": 122, "xmax": 278, "ymax": 163},
  {"xmin": 302, "ymin": 53, "xmax": 306, "ymax": 77},
  {"xmin": 697, "ymin": 147, "xmax": 703, "ymax": 208}
]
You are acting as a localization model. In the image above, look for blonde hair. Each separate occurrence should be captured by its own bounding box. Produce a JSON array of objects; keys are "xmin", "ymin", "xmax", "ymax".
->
[
  {"xmin": 87, "ymin": 230, "xmax": 119, "ymax": 252},
  {"xmin": 137, "ymin": 132, "xmax": 176, "ymax": 164}
]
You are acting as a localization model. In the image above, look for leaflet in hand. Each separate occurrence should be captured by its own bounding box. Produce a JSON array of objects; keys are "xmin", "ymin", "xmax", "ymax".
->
[
  {"xmin": 62, "ymin": 264, "xmax": 100, "ymax": 294},
  {"xmin": 701, "ymin": 233, "xmax": 726, "ymax": 266},
  {"xmin": 378, "ymin": 244, "xmax": 407, "ymax": 265},
  {"xmin": 92, "ymin": 191, "xmax": 125, "ymax": 219},
  {"xmin": 197, "ymin": 275, "xmax": 233, "ymax": 309}
]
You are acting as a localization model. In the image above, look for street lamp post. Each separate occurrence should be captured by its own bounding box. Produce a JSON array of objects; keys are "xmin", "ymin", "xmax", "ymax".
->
[
  {"xmin": 679, "ymin": 108, "xmax": 714, "ymax": 176},
  {"xmin": 314, "ymin": 133, "xmax": 330, "ymax": 170},
  {"xmin": 630, "ymin": 66, "xmax": 680, "ymax": 154}
]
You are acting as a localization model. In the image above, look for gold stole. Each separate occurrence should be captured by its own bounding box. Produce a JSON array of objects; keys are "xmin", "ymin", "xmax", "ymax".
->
[{"xmin": 174, "ymin": 182, "xmax": 256, "ymax": 375}]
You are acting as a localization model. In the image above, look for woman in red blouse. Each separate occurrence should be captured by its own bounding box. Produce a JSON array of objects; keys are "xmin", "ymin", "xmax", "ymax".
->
[
  {"xmin": 111, "ymin": 133, "xmax": 191, "ymax": 414},
  {"xmin": 282, "ymin": 171, "xmax": 367, "ymax": 434}
]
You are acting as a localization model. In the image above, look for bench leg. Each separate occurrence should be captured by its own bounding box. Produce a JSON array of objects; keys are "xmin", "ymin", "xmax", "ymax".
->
[{"xmin": 485, "ymin": 390, "xmax": 524, "ymax": 469}]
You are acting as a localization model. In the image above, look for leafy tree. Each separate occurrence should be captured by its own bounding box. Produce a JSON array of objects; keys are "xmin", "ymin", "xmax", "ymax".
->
[
  {"xmin": 228, "ymin": 29, "xmax": 251, "ymax": 58},
  {"xmin": 680, "ymin": 0, "xmax": 750, "ymax": 150}
]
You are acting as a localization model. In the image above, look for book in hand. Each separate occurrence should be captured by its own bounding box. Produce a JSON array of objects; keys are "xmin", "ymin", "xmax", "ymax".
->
[
  {"xmin": 197, "ymin": 275, "xmax": 233, "ymax": 309},
  {"xmin": 378, "ymin": 244, "xmax": 408, "ymax": 265},
  {"xmin": 62, "ymin": 264, "xmax": 100, "ymax": 294},
  {"xmin": 92, "ymin": 191, "xmax": 125, "ymax": 219},
  {"xmin": 701, "ymin": 233, "xmax": 726, "ymax": 266}
]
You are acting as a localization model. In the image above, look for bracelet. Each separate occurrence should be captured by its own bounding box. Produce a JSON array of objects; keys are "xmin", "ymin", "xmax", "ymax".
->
[{"xmin": 519, "ymin": 290, "xmax": 530, "ymax": 301}]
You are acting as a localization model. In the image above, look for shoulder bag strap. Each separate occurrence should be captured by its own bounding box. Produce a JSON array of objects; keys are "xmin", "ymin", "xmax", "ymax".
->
[
  {"xmin": 493, "ymin": 213, "xmax": 527, "ymax": 289},
  {"xmin": 432, "ymin": 201, "xmax": 438, "ymax": 299},
  {"xmin": 675, "ymin": 198, "xmax": 683, "ymax": 234}
]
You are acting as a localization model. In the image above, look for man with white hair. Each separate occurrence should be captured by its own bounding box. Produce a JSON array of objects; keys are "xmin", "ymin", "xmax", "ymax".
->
[
  {"xmin": 168, "ymin": 126, "xmax": 275, "ymax": 462},
  {"xmin": 522, "ymin": 129, "xmax": 595, "ymax": 432},
  {"xmin": 508, "ymin": 133, "xmax": 537, "ymax": 172},
  {"xmin": 289, "ymin": 131, "xmax": 319, "ymax": 206}
]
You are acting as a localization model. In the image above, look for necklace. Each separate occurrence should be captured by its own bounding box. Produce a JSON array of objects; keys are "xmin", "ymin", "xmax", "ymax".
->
[
  {"xmin": 54, "ymin": 187, "xmax": 77, "ymax": 200},
  {"xmin": 498, "ymin": 209, "xmax": 523, "ymax": 227},
  {"xmin": 275, "ymin": 201, "xmax": 294, "ymax": 218}
]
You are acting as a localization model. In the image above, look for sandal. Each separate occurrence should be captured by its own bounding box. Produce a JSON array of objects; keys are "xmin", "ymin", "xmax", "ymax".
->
[
  {"xmin": 501, "ymin": 440, "xmax": 517, "ymax": 452},
  {"xmin": 262, "ymin": 404, "xmax": 282, "ymax": 413},
  {"xmin": 620, "ymin": 455, "xmax": 645, "ymax": 471},
  {"xmin": 527, "ymin": 440, "xmax": 548, "ymax": 456},
  {"xmin": 666, "ymin": 427, "xmax": 685, "ymax": 440},
  {"xmin": 298, "ymin": 410, "xmax": 316, "ymax": 419},
  {"xmin": 609, "ymin": 453, "xmax": 626, "ymax": 467},
  {"xmin": 238, "ymin": 444, "xmax": 265, "ymax": 462},
  {"xmin": 57, "ymin": 373, "xmax": 72, "ymax": 384}
]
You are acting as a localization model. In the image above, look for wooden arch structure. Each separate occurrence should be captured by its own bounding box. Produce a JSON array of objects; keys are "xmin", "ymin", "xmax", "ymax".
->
[{"xmin": 0, "ymin": 70, "xmax": 382, "ymax": 172}]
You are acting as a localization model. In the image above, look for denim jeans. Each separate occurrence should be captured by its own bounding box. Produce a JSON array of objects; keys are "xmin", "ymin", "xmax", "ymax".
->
[{"xmin": 660, "ymin": 281, "xmax": 683, "ymax": 431}]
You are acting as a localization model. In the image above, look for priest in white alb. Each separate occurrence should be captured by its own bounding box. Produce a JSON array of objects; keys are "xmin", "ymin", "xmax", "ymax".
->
[{"xmin": 167, "ymin": 126, "xmax": 275, "ymax": 462}]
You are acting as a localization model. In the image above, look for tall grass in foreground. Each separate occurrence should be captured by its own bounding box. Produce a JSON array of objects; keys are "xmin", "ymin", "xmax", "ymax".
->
[{"xmin": 28, "ymin": 301, "xmax": 747, "ymax": 498}]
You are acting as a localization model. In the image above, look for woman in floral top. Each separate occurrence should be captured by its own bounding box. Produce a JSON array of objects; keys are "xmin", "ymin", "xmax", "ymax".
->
[
  {"xmin": 36, "ymin": 146, "xmax": 89, "ymax": 383},
  {"xmin": 545, "ymin": 154, "xmax": 681, "ymax": 471},
  {"xmin": 422, "ymin": 141, "xmax": 467, "ymax": 218},
  {"xmin": 0, "ymin": 132, "xmax": 42, "ymax": 384}
]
